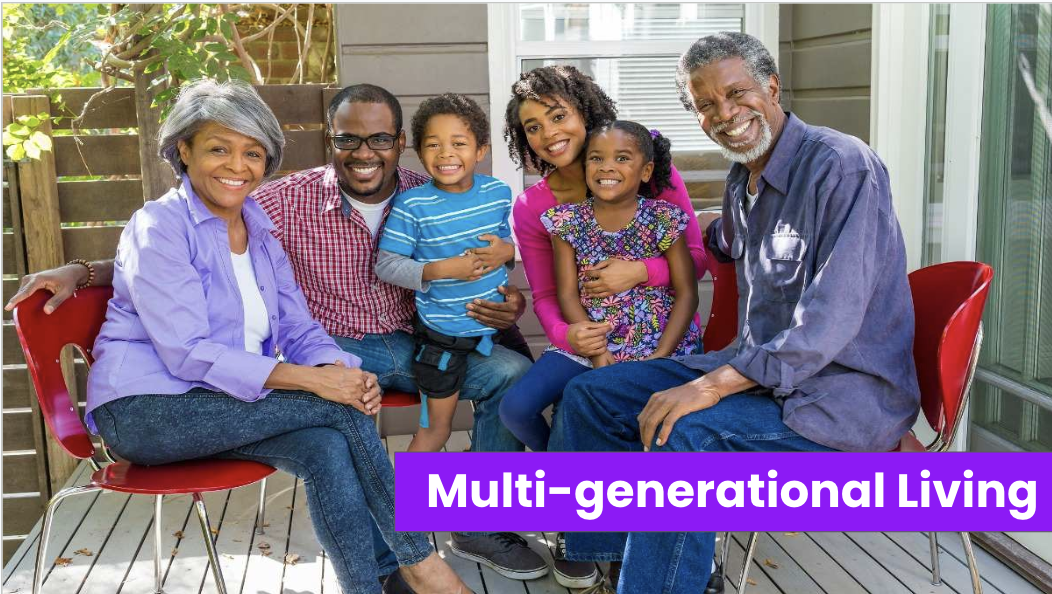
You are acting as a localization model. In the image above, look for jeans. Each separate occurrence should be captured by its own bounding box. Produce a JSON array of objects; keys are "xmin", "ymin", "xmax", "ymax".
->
[
  {"xmin": 556, "ymin": 359, "xmax": 836, "ymax": 594},
  {"xmin": 332, "ymin": 330, "xmax": 532, "ymax": 453},
  {"xmin": 91, "ymin": 390, "xmax": 433, "ymax": 594},
  {"xmin": 499, "ymin": 351, "xmax": 589, "ymax": 451}
]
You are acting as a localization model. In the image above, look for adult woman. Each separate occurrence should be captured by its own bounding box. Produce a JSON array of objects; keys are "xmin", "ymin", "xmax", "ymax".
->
[{"xmin": 85, "ymin": 79, "xmax": 468, "ymax": 594}]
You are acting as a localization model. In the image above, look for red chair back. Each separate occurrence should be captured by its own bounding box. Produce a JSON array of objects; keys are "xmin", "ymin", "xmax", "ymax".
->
[
  {"xmin": 13, "ymin": 286, "xmax": 114, "ymax": 461},
  {"xmin": 703, "ymin": 241, "xmax": 739, "ymax": 353},
  {"xmin": 908, "ymin": 261, "xmax": 993, "ymax": 446}
]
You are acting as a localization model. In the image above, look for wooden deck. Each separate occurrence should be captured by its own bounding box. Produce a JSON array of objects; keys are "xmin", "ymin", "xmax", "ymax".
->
[{"xmin": 2, "ymin": 431, "xmax": 1041, "ymax": 594}]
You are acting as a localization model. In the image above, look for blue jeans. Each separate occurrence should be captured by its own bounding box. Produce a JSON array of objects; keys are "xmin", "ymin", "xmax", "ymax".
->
[
  {"xmin": 499, "ymin": 351, "xmax": 589, "ymax": 451},
  {"xmin": 556, "ymin": 359, "xmax": 836, "ymax": 594},
  {"xmin": 332, "ymin": 330, "xmax": 532, "ymax": 453},
  {"xmin": 91, "ymin": 390, "xmax": 433, "ymax": 594},
  {"xmin": 334, "ymin": 330, "xmax": 530, "ymax": 542}
]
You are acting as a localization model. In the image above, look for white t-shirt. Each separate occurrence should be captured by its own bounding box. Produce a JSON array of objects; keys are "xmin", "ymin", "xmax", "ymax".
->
[
  {"xmin": 745, "ymin": 187, "xmax": 759, "ymax": 215},
  {"xmin": 230, "ymin": 250, "xmax": 271, "ymax": 355},
  {"xmin": 343, "ymin": 191, "xmax": 394, "ymax": 237}
]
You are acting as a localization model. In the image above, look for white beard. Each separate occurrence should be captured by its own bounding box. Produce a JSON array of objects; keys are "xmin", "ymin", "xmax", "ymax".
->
[{"xmin": 710, "ymin": 111, "xmax": 774, "ymax": 165}]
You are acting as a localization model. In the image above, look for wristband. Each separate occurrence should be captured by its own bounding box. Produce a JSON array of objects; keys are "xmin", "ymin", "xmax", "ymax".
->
[{"xmin": 67, "ymin": 259, "xmax": 95, "ymax": 290}]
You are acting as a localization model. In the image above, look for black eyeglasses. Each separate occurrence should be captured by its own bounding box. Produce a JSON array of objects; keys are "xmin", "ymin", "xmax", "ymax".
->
[{"xmin": 329, "ymin": 133, "xmax": 399, "ymax": 151}]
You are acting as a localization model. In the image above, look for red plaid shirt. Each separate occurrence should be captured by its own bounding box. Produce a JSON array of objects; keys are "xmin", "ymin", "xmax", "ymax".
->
[{"xmin": 254, "ymin": 165, "xmax": 430, "ymax": 338}]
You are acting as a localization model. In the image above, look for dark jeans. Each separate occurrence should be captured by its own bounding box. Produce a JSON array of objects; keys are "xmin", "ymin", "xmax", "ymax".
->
[
  {"xmin": 92, "ymin": 389, "xmax": 433, "ymax": 594},
  {"xmin": 554, "ymin": 359, "xmax": 836, "ymax": 594},
  {"xmin": 499, "ymin": 351, "xmax": 589, "ymax": 451}
]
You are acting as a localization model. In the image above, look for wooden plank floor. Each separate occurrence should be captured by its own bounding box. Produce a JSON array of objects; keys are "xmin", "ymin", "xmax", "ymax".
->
[{"xmin": 2, "ymin": 432, "xmax": 1040, "ymax": 594}]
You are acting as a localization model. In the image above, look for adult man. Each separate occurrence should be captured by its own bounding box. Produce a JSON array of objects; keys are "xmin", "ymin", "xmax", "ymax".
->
[
  {"xmin": 555, "ymin": 32, "xmax": 921, "ymax": 593},
  {"xmin": 6, "ymin": 84, "xmax": 547, "ymax": 582}
]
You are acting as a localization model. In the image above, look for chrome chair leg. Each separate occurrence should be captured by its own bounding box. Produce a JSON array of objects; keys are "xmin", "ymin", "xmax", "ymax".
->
[
  {"xmin": 738, "ymin": 532, "xmax": 759, "ymax": 594},
  {"xmin": 193, "ymin": 493, "xmax": 228, "ymax": 594},
  {"xmin": 929, "ymin": 531, "xmax": 942, "ymax": 586},
  {"xmin": 33, "ymin": 485, "xmax": 102, "ymax": 594},
  {"xmin": 719, "ymin": 531, "xmax": 731, "ymax": 574},
  {"xmin": 960, "ymin": 532, "xmax": 983, "ymax": 594},
  {"xmin": 256, "ymin": 478, "xmax": 267, "ymax": 535},
  {"xmin": 154, "ymin": 495, "xmax": 164, "ymax": 593}
]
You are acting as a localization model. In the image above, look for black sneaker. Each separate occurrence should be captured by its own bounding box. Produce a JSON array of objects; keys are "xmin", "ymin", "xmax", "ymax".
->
[
  {"xmin": 449, "ymin": 532, "xmax": 549, "ymax": 580},
  {"xmin": 553, "ymin": 532, "xmax": 600, "ymax": 588}
]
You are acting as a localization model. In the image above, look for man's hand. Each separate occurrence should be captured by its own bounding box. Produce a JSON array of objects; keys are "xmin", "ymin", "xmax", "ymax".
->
[
  {"xmin": 471, "ymin": 234, "xmax": 515, "ymax": 272},
  {"xmin": 581, "ymin": 259, "xmax": 648, "ymax": 298},
  {"xmin": 566, "ymin": 321, "xmax": 612, "ymax": 357},
  {"xmin": 5, "ymin": 264, "xmax": 88, "ymax": 315},
  {"xmin": 638, "ymin": 380, "xmax": 721, "ymax": 451},
  {"xmin": 467, "ymin": 284, "xmax": 525, "ymax": 330}
]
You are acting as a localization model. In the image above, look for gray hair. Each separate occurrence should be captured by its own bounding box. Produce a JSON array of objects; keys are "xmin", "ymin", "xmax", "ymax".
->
[
  {"xmin": 675, "ymin": 32, "xmax": 779, "ymax": 112},
  {"xmin": 158, "ymin": 79, "xmax": 285, "ymax": 179}
]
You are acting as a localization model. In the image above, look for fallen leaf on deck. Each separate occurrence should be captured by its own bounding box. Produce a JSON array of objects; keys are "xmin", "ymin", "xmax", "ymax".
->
[
  {"xmin": 54, "ymin": 557, "xmax": 72, "ymax": 566},
  {"xmin": 257, "ymin": 541, "xmax": 271, "ymax": 550},
  {"xmin": 747, "ymin": 578, "xmax": 757, "ymax": 586},
  {"xmin": 171, "ymin": 548, "xmax": 179, "ymax": 556},
  {"xmin": 210, "ymin": 528, "xmax": 219, "ymax": 536},
  {"xmin": 286, "ymin": 505, "xmax": 294, "ymax": 510},
  {"xmin": 173, "ymin": 530, "xmax": 184, "ymax": 539},
  {"xmin": 763, "ymin": 558, "xmax": 779, "ymax": 569},
  {"xmin": 262, "ymin": 550, "xmax": 272, "ymax": 557},
  {"xmin": 285, "ymin": 553, "xmax": 300, "ymax": 565},
  {"xmin": 783, "ymin": 532, "xmax": 799, "ymax": 537},
  {"xmin": 74, "ymin": 548, "xmax": 93, "ymax": 556}
]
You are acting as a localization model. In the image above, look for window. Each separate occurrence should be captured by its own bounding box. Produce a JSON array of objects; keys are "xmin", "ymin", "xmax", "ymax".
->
[{"xmin": 488, "ymin": 3, "xmax": 776, "ymax": 200}]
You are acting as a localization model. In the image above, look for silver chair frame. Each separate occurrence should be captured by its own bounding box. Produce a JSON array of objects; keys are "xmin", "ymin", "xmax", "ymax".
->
[
  {"xmin": 32, "ymin": 458, "xmax": 268, "ymax": 594},
  {"xmin": 717, "ymin": 328, "xmax": 986, "ymax": 594}
]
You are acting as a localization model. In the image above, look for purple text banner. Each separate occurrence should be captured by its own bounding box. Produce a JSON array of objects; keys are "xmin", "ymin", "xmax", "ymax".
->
[{"xmin": 394, "ymin": 452, "xmax": 1051, "ymax": 532}]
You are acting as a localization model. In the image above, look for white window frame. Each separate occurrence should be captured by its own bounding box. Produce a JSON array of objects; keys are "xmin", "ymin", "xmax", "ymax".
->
[
  {"xmin": 487, "ymin": 3, "xmax": 779, "ymax": 196},
  {"xmin": 871, "ymin": 3, "xmax": 987, "ymax": 453}
]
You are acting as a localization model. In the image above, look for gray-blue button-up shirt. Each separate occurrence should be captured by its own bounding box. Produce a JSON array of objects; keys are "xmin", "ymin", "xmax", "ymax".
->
[{"xmin": 674, "ymin": 113, "xmax": 920, "ymax": 452}]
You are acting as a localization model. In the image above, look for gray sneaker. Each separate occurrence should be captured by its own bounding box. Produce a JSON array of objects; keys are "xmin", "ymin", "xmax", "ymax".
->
[
  {"xmin": 449, "ymin": 532, "xmax": 549, "ymax": 580},
  {"xmin": 553, "ymin": 532, "xmax": 600, "ymax": 588}
]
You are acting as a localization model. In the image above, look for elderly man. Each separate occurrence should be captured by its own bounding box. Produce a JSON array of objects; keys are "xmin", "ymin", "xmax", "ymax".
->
[
  {"xmin": 554, "ymin": 32, "xmax": 921, "ymax": 593},
  {"xmin": 6, "ymin": 84, "xmax": 547, "ymax": 583}
]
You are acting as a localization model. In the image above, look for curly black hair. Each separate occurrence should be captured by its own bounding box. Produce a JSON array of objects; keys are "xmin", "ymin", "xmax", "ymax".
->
[
  {"xmin": 502, "ymin": 65, "xmax": 617, "ymax": 175},
  {"xmin": 586, "ymin": 120, "xmax": 674, "ymax": 200},
  {"xmin": 410, "ymin": 93, "xmax": 490, "ymax": 154}
]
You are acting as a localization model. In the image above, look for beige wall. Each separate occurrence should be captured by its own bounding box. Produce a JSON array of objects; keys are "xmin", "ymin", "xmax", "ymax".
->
[{"xmin": 779, "ymin": 4, "xmax": 872, "ymax": 143}]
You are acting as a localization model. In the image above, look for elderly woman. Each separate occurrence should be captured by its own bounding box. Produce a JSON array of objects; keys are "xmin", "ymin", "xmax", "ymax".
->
[{"xmin": 85, "ymin": 79, "xmax": 469, "ymax": 594}]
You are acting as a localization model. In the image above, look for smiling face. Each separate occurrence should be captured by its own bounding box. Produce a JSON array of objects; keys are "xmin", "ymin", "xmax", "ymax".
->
[
  {"xmin": 584, "ymin": 128, "xmax": 654, "ymax": 205},
  {"xmin": 177, "ymin": 122, "xmax": 266, "ymax": 219},
  {"xmin": 518, "ymin": 96, "xmax": 588, "ymax": 171},
  {"xmin": 329, "ymin": 101, "xmax": 405, "ymax": 203},
  {"xmin": 687, "ymin": 57, "xmax": 784, "ymax": 165},
  {"xmin": 417, "ymin": 113, "xmax": 488, "ymax": 194}
]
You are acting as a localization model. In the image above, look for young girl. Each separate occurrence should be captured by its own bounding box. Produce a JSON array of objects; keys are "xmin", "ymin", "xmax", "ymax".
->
[
  {"xmin": 499, "ymin": 121, "xmax": 701, "ymax": 452},
  {"xmin": 499, "ymin": 66, "xmax": 706, "ymax": 452}
]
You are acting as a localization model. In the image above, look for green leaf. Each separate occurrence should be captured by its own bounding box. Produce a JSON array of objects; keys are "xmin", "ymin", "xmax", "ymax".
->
[
  {"xmin": 8, "ymin": 123, "xmax": 28, "ymax": 136},
  {"xmin": 2, "ymin": 131, "xmax": 19, "ymax": 145},
  {"xmin": 192, "ymin": 27, "xmax": 206, "ymax": 41},
  {"xmin": 30, "ymin": 131, "xmax": 52, "ymax": 151},
  {"xmin": 204, "ymin": 42, "xmax": 227, "ymax": 53},
  {"xmin": 222, "ymin": 12, "xmax": 240, "ymax": 23},
  {"xmin": 228, "ymin": 65, "xmax": 251, "ymax": 81},
  {"xmin": 220, "ymin": 19, "xmax": 233, "ymax": 39},
  {"xmin": 42, "ymin": 30, "xmax": 72, "ymax": 65},
  {"xmin": 24, "ymin": 139, "xmax": 41, "ymax": 160},
  {"xmin": 7, "ymin": 143, "xmax": 25, "ymax": 161},
  {"xmin": 144, "ymin": 60, "xmax": 164, "ymax": 74},
  {"xmin": 206, "ymin": 18, "xmax": 217, "ymax": 35},
  {"xmin": 218, "ymin": 52, "xmax": 240, "ymax": 63},
  {"xmin": 36, "ymin": 111, "xmax": 49, "ymax": 119}
]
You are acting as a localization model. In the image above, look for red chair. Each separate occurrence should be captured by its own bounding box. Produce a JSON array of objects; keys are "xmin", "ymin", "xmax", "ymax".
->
[
  {"xmin": 703, "ymin": 239, "xmax": 739, "ymax": 353},
  {"xmin": 14, "ymin": 287, "xmax": 275, "ymax": 594},
  {"xmin": 718, "ymin": 262, "xmax": 993, "ymax": 594},
  {"xmin": 375, "ymin": 390, "xmax": 422, "ymax": 435}
]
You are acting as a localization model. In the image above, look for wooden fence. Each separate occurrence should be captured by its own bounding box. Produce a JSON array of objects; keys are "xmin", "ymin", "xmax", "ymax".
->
[{"xmin": 1, "ymin": 84, "xmax": 339, "ymax": 562}]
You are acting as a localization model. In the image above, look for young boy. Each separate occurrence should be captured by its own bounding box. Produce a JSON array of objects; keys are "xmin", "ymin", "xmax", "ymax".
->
[{"xmin": 376, "ymin": 93, "xmax": 516, "ymax": 452}]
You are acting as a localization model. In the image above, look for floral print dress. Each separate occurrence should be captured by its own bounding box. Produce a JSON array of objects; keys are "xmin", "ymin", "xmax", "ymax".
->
[{"xmin": 540, "ymin": 197, "xmax": 702, "ymax": 364}]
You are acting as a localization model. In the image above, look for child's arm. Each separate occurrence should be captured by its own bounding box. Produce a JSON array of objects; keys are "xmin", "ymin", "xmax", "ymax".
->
[
  {"xmin": 375, "ymin": 250, "xmax": 484, "ymax": 289},
  {"xmin": 553, "ymin": 235, "xmax": 591, "ymax": 325},
  {"xmin": 472, "ymin": 234, "xmax": 516, "ymax": 271},
  {"xmin": 423, "ymin": 253, "xmax": 485, "ymax": 282},
  {"xmin": 647, "ymin": 237, "xmax": 700, "ymax": 359}
]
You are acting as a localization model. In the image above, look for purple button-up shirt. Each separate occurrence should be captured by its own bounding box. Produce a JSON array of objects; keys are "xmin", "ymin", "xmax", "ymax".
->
[
  {"xmin": 86, "ymin": 176, "xmax": 360, "ymax": 426},
  {"xmin": 678, "ymin": 113, "xmax": 920, "ymax": 452}
]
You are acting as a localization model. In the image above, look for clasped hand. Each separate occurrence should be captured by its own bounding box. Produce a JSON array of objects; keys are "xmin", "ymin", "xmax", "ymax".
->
[{"xmin": 312, "ymin": 361, "xmax": 381, "ymax": 415}]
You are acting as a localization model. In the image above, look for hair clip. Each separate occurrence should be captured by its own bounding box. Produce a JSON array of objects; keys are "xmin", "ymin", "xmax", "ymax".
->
[{"xmin": 649, "ymin": 129, "xmax": 660, "ymax": 139}]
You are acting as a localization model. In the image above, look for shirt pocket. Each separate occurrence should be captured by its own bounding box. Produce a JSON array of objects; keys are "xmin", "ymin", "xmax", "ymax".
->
[{"xmin": 758, "ymin": 233, "xmax": 808, "ymax": 302}]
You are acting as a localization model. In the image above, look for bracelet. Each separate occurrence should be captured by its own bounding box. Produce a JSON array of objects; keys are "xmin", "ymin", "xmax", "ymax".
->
[{"xmin": 68, "ymin": 259, "xmax": 95, "ymax": 290}]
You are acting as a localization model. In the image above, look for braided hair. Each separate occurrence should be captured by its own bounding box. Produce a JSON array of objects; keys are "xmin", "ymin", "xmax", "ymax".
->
[
  {"xmin": 586, "ymin": 120, "xmax": 674, "ymax": 199},
  {"xmin": 503, "ymin": 65, "xmax": 617, "ymax": 175}
]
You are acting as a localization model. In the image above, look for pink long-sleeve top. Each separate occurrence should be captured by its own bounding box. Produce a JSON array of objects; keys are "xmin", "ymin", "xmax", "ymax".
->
[{"xmin": 512, "ymin": 165, "xmax": 707, "ymax": 353}]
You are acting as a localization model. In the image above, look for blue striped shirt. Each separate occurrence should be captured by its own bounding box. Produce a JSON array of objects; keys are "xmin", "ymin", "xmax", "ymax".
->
[{"xmin": 378, "ymin": 174, "xmax": 512, "ymax": 338}]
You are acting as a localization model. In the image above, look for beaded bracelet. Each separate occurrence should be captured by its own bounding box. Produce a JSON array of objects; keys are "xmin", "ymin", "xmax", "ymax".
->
[{"xmin": 67, "ymin": 259, "xmax": 95, "ymax": 290}]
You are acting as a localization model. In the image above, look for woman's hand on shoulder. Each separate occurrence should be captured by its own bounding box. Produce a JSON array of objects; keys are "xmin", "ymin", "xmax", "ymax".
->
[{"xmin": 581, "ymin": 259, "xmax": 647, "ymax": 298}]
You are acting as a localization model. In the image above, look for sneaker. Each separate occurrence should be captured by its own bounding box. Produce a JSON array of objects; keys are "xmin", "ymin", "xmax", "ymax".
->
[
  {"xmin": 553, "ymin": 532, "xmax": 600, "ymax": 588},
  {"xmin": 449, "ymin": 532, "xmax": 549, "ymax": 580}
]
